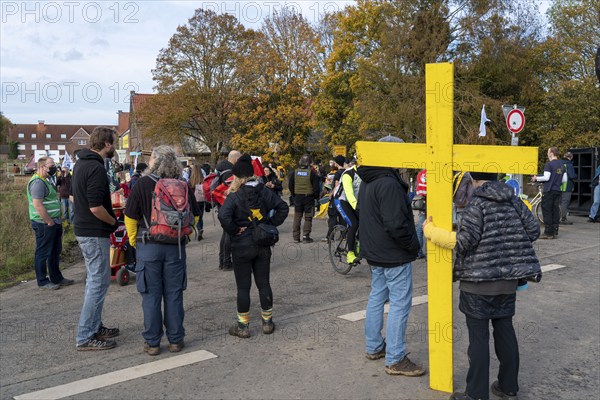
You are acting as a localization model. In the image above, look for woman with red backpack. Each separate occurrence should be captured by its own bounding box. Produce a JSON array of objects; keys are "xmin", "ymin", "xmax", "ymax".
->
[{"xmin": 124, "ymin": 146, "xmax": 201, "ymax": 356}]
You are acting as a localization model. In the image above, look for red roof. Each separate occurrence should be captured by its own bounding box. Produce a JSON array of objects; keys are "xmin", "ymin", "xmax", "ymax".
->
[{"xmin": 131, "ymin": 93, "xmax": 154, "ymax": 113}]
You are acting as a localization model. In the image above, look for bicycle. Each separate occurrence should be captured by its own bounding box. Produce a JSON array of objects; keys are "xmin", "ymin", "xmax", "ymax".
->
[
  {"xmin": 520, "ymin": 183, "xmax": 562, "ymax": 224},
  {"xmin": 328, "ymin": 224, "xmax": 361, "ymax": 275}
]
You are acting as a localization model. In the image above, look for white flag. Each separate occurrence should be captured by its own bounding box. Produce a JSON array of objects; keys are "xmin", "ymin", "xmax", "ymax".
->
[
  {"xmin": 63, "ymin": 152, "xmax": 74, "ymax": 170},
  {"xmin": 479, "ymin": 105, "xmax": 491, "ymax": 137}
]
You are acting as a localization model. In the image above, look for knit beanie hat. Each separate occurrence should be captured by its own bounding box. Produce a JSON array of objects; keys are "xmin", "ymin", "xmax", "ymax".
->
[
  {"xmin": 333, "ymin": 155, "xmax": 346, "ymax": 167},
  {"xmin": 470, "ymin": 172, "xmax": 498, "ymax": 181},
  {"xmin": 232, "ymin": 154, "xmax": 254, "ymax": 178}
]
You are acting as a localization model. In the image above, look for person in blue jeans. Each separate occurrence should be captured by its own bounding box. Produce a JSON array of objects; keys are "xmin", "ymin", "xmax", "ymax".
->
[
  {"xmin": 356, "ymin": 135, "xmax": 426, "ymax": 377},
  {"xmin": 125, "ymin": 146, "xmax": 201, "ymax": 356},
  {"xmin": 27, "ymin": 156, "xmax": 73, "ymax": 290},
  {"xmin": 588, "ymin": 165, "xmax": 600, "ymax": 223},
  {"xmin": 72, "ymin": 127, "xmax": 121, "ymax": 351}
]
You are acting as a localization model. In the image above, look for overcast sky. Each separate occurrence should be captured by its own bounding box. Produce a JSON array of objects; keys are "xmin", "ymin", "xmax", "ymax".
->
[{"xmin": 1, "ymin": 0, "xmax": 550, "ymax": 126}]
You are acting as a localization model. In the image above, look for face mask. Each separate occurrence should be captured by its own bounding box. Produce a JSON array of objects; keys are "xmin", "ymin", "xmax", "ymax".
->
[{"xmin": 48, "ymin": 166, "xmax": 57, "ymax": 176}]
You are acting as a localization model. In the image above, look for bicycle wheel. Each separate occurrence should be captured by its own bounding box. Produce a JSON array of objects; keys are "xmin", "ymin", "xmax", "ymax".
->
[
  {"xmin": 533, "ymin": 201, "xmax": 544, "ymax": 224},
  {"xmin": 329, "ymin": 225, "xmax": 352, "ymax": 275}
]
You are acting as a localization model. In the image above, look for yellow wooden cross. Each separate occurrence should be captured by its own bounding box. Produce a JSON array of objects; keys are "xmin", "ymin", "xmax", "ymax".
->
[{"xmin": 356, "ymin": 63, "xmax": 538, "ymax": 393}]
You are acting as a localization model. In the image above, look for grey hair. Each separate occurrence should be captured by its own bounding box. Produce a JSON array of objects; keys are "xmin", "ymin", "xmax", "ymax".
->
[{"xmin": 144, "ymin": 145, "xmax": 183, "ymax": 179}]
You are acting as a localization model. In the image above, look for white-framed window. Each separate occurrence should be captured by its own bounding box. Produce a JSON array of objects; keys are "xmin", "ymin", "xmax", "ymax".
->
[
  {"xmin": 18, "ymin": 133, "xmax": 24, "ymax": 138},
  {"xmin": 57, "ymin": 145, "xmax": 66, "ymax": 150},
  {"xmin": 31, "ymin": 145, "xmax": 37, "ymax": 150},
  {"xmin": 44, "ymin": 145, "xmax": 50, "ymax": 150},
  {"xmin": 46, "ymin": 134, "xmax": 51, "ymax": 139},
  {"xmin": 60, "ymin": 134, "xmax": 67, "ymax": 139},
  {"xmin": 78, "ymin": 139, "xmax": 87, "ymax": 145},
  {"xmin": 17, "ymin": 144, "xmax": 26, "ymax": 150},
  {"xmin": 31, "ymin": 133, "xmax": 37, "ymax": 139}
]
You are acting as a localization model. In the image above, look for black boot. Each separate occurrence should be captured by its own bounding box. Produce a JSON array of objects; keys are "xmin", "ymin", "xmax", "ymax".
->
[
  {"xmin": 229, "ymin": 322, "xmax": 250, "ymax": 338},
  {"xmin": 262, "ymin": 319, "xmax": 275, "ymax": 334}
]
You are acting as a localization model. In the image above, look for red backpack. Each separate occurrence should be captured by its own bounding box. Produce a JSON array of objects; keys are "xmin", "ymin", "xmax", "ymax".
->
[
  {"xmin": 202, "ymin": 173, "xmax": 218, "ymax": 204},
  {"xmin": 144, "ymin": 176, "xmax": 193, "ymax": 256}
]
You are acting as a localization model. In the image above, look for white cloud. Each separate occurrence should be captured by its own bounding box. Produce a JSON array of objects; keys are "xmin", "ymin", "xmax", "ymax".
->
[{"xmin": 0, "ymin": 1, "xmax": 355, "ymax": 124}]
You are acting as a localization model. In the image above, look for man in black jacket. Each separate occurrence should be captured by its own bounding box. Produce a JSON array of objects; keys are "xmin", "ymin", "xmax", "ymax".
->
[
  {"xmin": 357, "ymin": 145, "xmax": 425, "ymax": 377},
  {"xmin": 72, "ymin": 126, "xmax": 120, "ymax": 351}
]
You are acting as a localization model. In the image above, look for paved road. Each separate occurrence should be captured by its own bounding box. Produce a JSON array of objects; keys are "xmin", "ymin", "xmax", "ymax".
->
[{"xmin": 1, "ymin": 211, "xmax": 598, "ymax": 399}]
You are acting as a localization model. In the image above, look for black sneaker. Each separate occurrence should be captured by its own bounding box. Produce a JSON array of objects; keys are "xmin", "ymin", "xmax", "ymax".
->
[
  {"xmin": 302, "ymin": 236, "xmax": 314, "ymax": 243},
  {"xmin": 222, "ymin": 265, "xmax": 233, "ymax": 272},
  {"xmin": 293, "ymin": 238, "xmax": 302, "ymax": 243},
  {"xmin": 262, "ymin": 319, "xmax": 275, "ymax": 335},
  {"xmin": 491, "ymin": 381, "xmax": 518, "ymax": 399},
  {"xmin": 57, "ymin": 278, "xmax": 74, "ymax": 286},
  {"xmin": 229, "ymin": 322, "xmax": 250, "ymax": 338},
  {"xmin": 76, "ymin": 336, "xmax": 116, "ymax": 351},
  {"xmin": 366, "ymin": 342, "xmax": 386, "ymax": 360},
  {"xmin": 96, "ymin": 325, "xmax": 120, "ymax": 340},
  {"xmin": 384, "ymin": 354, "xmax": 426, "ymax": 376}
]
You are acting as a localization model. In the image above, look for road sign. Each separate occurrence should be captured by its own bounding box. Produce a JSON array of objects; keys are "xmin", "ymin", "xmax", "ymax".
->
[
  {"xmin": 333, "ymin": 145, "xmax": 346, "ymax": 156},
  {"xmin": 503, "ymin": 105, "xmax": 525, "ymax": 134}
]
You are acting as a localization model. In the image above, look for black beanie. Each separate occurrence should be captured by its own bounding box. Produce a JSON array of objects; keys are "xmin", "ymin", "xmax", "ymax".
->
[
  {"xmin": 333, "ymin": 155, "xmax": 346, "ymax": 167},
  {"xmin": 232, "ymin": 154, "xmax": 254, "ymax": 178},
  {"xmin": 470, "ymin": 172, "xmax": 498, "ymax": 181}
]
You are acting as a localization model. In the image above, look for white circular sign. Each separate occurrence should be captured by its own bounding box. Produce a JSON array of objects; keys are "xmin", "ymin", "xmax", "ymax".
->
[{"xmin": 506, "ymin": 109, "xmax": 525, "ymax": 134}]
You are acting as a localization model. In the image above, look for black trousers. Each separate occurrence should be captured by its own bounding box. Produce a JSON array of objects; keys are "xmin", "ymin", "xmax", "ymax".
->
[
  {"xmin": 232, "ymin": 245, "xmax": 272, "ymax": 313},
  {"xmin": 541, "ymin": 190, "xmax": 561, "ymax": 235},
  {"xmin": 339, "ymin": 200, "xmax": 359, "ymax": 252},
  {"xmin": 219, "ymin": 229, "xmax": 232, "ymax": 268},
  {"xmin": 326, "ymin": 203, "xmax": 345, "ymax": 238},
  {"xmin": 465, "ymin": 315, "xmax": 520, "ymax": 400}
]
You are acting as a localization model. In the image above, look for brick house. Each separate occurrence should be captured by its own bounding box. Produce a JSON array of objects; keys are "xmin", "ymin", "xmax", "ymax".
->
[{"xmin": 8, "ymin": 121, "xmax": 116, "ymax": 160}]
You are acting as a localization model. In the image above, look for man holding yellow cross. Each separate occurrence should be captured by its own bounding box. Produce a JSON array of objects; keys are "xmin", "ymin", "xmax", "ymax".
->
[{"xmin": 356, "ymin": 62, "xmax": 539, "ymax": 396}]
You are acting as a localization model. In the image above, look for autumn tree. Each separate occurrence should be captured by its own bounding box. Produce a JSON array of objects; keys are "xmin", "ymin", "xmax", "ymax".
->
[
  {"xmin": 525, "ymin": 0, "xmax": 600, "ymax": 155},
  {"xmin": 230, "ymin": 7, "xmax": 324, "ymax": 167},
  {"xmin": 139, "ymin": 9, "xmax": 255, "ymax": 166}
]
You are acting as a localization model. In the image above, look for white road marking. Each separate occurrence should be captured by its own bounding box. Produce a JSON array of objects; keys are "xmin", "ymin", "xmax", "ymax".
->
[
  {"xmin": 338, "ymin": 264, "xmax": 567, "ymax": 322},
  {"xmin": 541, "ymin": 264, "xmax": 567, "ymax": 273},
  {"xmin": 14, "ymin": 350, "xmax": 218, "ymax": 400},
  {"xmin": 338, "ymin": 295, "xmax": 428, "ymax": 322}
]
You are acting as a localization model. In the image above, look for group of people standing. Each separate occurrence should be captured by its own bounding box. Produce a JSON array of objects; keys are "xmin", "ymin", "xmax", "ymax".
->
[{"xmin": 26, "ymin": 135, "xmax": 595, "ymax": 400}]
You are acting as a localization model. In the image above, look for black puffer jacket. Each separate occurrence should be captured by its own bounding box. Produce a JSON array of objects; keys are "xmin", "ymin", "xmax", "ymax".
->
[
  {"xmin": 454, "ymin": 181, "xmax": 541, "ymax": 282},
  {"xmin": 357, "ymin": 167, "xmax": 419, "ymax": 267},
  {"xmin": 218, "ymin": 181, "xmax": 289, "ymax": 246}
]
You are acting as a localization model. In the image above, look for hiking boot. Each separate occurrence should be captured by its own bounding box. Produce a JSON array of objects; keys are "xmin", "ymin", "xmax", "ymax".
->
[
  {"xmin": 39, "ymin": 282, "xmax": 60, "ymax": 290},
  {"xmin": 143, "ymin": 342, "xmax": 161, "ymax": 356},
  {"xmin": 57, "ymin": 278, "xmax": 74, "ymax": 286},
  {"xmin": 384, "ymin": 355, "xmax": 426, "ymax": 376},
  {"xmin": 96, "ymin": 325, "xmax": 120, "ymax": 340},
  {"xmin": 366, "ymin": 342, "xmax": 386, "ymax": 360},
  {"xmin": 540, "ymin": 233, "xmax": 555, "ymax": 240},
  {"xmin": 222, "ymin": 265, "xmax": 233, "ymax": 272},
  {"xmin": 262, "ymin": 319, "xmax": 275, "ymax": 335},
  {"xmin": 347, "ymin": 251, "xmax": 358, "ymax": 265},
  {"xmin": 229, "ymin": 322, "xmax": 250, "ymax": 338},
  {"xmin": 168, "ymin": 340, "xmax": 184, "ymax": 353},
  {"xmin": 491, "ymin": 381, "xmax": 518, "ymax": 399},
  {"xmin": 449, "ymin": 392, "xmax": 476, "ymax": 400},
  {"xmin": 302, "ymin": 236, "xmax": 314, "ymax": 243},
  {"xmin": 76, "ymin": 336, "xmax": 116, "ymax": 351}
]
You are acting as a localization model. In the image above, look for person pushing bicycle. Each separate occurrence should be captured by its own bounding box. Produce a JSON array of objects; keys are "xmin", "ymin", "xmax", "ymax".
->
[{"xmin": 333, "ymin": 157, "xmax": 361, "ymax": 264}]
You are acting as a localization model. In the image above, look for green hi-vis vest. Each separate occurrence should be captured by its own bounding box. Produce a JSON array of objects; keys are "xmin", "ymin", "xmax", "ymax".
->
[
  {"xmin": 27, "ymin": 174, "xmax": 61, "ymax": 222},
  {"xmin": 294, "ymin": 168, "xmax": 312, "ymax": 195}
]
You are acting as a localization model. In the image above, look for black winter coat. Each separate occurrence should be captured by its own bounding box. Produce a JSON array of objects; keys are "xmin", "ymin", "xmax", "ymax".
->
[
  {"xmin": 218, "ymin": 181, "xmax": 289, "ymax": 246},
  {"xmin": 454, "ymin": 181, "xmax": 541, "ymax": 282},
  {"xmin": 356, "ymin": 167, "xmax": 419, "ymax": 267}
]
